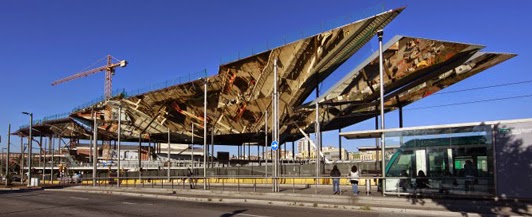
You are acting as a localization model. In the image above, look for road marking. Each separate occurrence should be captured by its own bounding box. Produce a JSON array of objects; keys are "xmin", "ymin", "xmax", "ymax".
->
[
  {"xmin": 122, "ymin": 202, "xmax": 136, "ymax": 205},
  {"xmin": 236, "ymin": 214, "xmax": 271, "ymax": 217},
  {"xmin": 69, "ymin": 196, "xmax": 89, "ymax": 200}
]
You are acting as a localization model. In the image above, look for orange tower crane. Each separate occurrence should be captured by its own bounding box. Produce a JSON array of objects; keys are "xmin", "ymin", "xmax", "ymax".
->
[{"xmin": 52, "ymin": 55, "xmax": 128, "ymax": 99}]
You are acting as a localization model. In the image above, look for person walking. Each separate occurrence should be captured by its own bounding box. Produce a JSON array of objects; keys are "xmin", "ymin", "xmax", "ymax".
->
[
  {"xmin": 330, "ymin": 165, "xmax": 342, "ymax": 194},
  {"xmin": 349, "ymin": 165, "xmax": 359, "ymax": 195},
  {"xmin": 187, "ymin": 168, "xmax": 195, "ymax": 189}
]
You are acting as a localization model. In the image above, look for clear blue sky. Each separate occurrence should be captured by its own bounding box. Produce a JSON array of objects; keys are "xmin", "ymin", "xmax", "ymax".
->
[{"xmin": 1, "ymin": 0, "xmax": 531, "ymax": 154}]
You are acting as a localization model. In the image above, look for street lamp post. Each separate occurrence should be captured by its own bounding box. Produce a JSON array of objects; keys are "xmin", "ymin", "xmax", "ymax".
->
[{"xmin": 22, "ymin": 112, "xmax": 33, "ymax": 187}]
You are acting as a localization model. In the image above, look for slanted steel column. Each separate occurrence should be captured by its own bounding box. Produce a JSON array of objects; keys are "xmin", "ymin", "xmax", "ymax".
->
[
  {"xmin": 292, "ymin": 141, "xmax": 295, "ymax": 160},
  {"xmin": 399, "ymin": 106, "xmax": 403, "ymax": 128}
]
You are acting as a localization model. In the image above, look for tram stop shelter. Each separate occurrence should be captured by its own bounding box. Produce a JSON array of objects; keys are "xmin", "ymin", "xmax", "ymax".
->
[{"xmin": 340, "ymin": 118, "xmax": 532, "ymax": 200}]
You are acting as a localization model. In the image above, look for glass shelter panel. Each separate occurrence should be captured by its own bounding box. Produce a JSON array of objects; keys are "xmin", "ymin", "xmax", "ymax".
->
[{"xmin": 383, "ymin": 125, "xmax": 494, "ymax": 196}]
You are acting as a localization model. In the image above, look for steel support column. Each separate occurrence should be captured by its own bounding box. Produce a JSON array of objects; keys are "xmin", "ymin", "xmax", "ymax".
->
[{"xmin": 377, "ymin": 30, "xmax": 386, "ymax": 194}]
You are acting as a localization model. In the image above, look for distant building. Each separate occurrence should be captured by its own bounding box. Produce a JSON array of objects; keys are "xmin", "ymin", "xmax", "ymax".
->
[
  {"xmin": 262, "ymin": 149, "xmax": 294, "ymax": 160},
  {"xmin": 321, "ymin": 146, "xmax": 349, "ymax": 161},
  {"xmin": 352, "ymin": 146, "xmax": 399, "ymax": 161}
]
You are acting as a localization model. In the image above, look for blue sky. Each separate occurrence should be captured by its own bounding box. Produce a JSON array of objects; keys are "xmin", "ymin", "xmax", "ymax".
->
[{"xmin": 1, "ymin": 0, "xmax": 531, "ymax": 154}]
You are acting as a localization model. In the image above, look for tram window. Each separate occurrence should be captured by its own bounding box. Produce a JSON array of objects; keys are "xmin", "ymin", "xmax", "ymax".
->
[
  {"xmin": 428, "ymin": 149, "xmax": 447, "ymax": 177},
  {"xmin": 387, "ymin": 150, "xmax": 414, "ymax": 177}
]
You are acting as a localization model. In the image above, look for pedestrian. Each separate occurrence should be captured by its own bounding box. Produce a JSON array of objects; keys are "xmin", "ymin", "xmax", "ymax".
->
[
  {"xmin": 463, "ymin": 160, "xmax": 476, "ymax": 191},
  {"xmin": 330, "ymin": 165, "xmax": 342, "ymax": 194},
  {"xmin": 349, "ymin": 165, "xmax": 359, "ymax": 195},
  {"xmin": 187, "ymin": 168, "xmax": 195, "ymax": 189}
]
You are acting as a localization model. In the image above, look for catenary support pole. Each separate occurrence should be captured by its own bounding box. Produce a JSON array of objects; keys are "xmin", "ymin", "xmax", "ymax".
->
[
  {"xmin": 273, "ymin": 58, "xmax": 279, "ymax": 192},
  {"xmin": 203, "ymin": 73, "xmax": 207, "ymax": 190},
  {"xmin": 27, "ymin": 114, "xmax": 33, "ymax": 187},
  {"xmin": 377, "ymin": 29, "xmax": 386, "ymax": 194}
]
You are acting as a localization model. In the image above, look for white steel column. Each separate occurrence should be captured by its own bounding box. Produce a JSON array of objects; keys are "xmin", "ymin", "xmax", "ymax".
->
[
  {"xmin": 93, "ymin": 111, "xmax": 98, "ymax": 186},
  {"xmin": 191, "ymin": 123, "xmax": 194, "ymax": 170},
  {"xmin": 167, "ymin": 127, "xmax": 170, "ymax": 181},
  {"xmin": 377, "ymin": 30, "xmax": 386, "ymax": 193},
  {"xmin": 264, "ymin": 110, "xmax": 267, "ymax": 177},
  {"xmin": 315, "ymin": 101, "xmax": 320, "ymax": 192},
  {"xmin": 203, "ymin": 74, "xmax": 207, "ymax": 190},
  {"xmin": 273, "ymin": 58, "xmax": 279, "ymax": 192},
  {"xmin": 117, "ymin": 106, "xmax": 122, "ymax": 187}
]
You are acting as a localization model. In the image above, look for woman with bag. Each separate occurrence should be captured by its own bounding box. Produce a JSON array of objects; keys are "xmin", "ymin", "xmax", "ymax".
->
[{"xmin": 349, "ymin": 165, "xmax": 359, "ymax": 195}]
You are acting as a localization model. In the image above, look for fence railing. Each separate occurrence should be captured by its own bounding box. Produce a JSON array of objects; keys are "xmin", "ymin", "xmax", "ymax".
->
[{"xmin": 62, "ymin": 175, "xmax": 494, "ymax": 198}]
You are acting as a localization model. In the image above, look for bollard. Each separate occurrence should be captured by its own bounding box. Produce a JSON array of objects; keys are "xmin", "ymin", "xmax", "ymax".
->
[{"xmin": 366, "ymin": 178, "xmax": 371, "ymax": 195}]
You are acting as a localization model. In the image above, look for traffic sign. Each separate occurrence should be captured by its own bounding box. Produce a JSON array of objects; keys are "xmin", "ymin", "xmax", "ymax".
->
[{"xmin": 271, "ymin": 141, "xmax": 278, "ymax": 151}]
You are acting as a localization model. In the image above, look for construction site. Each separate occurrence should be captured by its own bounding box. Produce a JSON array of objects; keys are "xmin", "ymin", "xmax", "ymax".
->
[{"xmin": 2, "ymin": 5, "xmax": 531, "ymax": 203}]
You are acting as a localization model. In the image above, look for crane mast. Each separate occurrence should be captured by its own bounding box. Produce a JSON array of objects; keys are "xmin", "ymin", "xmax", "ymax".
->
[{"xmin": 52, "ymin": 55, "xmax": 128, "ymax": 99}]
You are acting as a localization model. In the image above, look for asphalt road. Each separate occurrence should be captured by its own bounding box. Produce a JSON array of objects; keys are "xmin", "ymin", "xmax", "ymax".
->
[{"xmin": 0, "ymin": 190, "xmax": 423, "ymax": 217}]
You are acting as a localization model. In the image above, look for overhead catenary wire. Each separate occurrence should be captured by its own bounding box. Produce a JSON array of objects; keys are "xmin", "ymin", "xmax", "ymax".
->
[
  {"xmin": 406, "ymin": 94, "xmax": 532, "ymax": 111},
  {"xmin": 433, "ymin": 79, "xmax": 532, "ymax": 95}
]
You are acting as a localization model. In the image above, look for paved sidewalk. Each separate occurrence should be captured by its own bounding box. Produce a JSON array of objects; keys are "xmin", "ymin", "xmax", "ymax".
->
[{"xmin": 45, "ymin": 184, "xmax": 531, "ymax": 216}]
